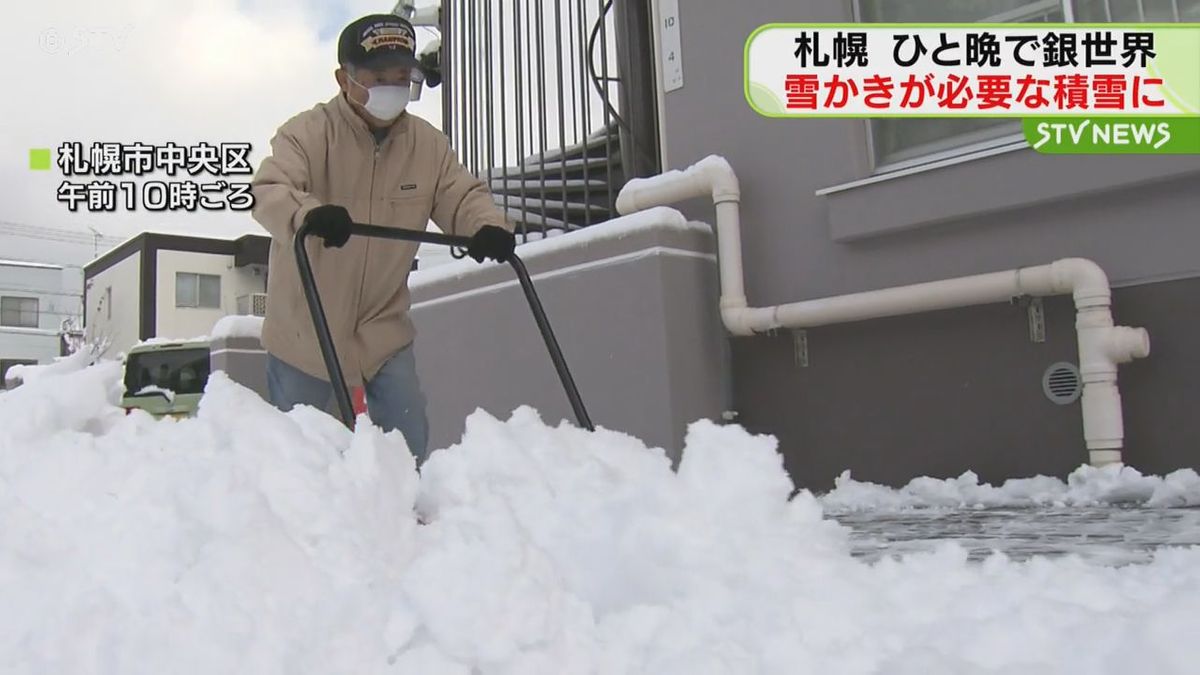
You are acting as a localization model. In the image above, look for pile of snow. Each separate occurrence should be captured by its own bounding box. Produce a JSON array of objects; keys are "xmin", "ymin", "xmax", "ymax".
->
[
  {"xmin": 821, "ymin": 466, "xmax": 1200, "ymax": 513},
  {"xmin": 2, "ymin": 346, "xmax": 98, "ymax": 387},
  {"xmin": 128, "ymin": 314, "xmax": 265, "ymax": 351},
  {"xmin": 210, "ymin": 314, "xmax": 265, "ymax": 340},
  {"xmin": 2, "ymin": 364, "xmax": 1199, "ymax": 673}
]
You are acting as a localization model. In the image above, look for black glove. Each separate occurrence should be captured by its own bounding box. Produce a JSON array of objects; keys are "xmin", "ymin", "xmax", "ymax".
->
[
  {"xmin": 419, "ymin": 50, "xmax": 442, "ymax": 88},
  {"xmin": 466, "ymin": 225, "xmax": 516, "ymax": 263},
  {"xmin": 304, "ymin": 204, "xmax": 353, "ymax": 248}
]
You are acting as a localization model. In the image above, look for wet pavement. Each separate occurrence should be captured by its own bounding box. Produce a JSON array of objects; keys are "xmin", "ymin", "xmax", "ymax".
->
[{"xmin": 831, "ymin": 506, "xmax": 1200, "ymax": 565}]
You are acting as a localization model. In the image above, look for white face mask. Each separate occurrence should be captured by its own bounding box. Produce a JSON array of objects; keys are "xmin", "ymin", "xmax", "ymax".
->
[{"xmin": 348, "ymin": 72, "xmax": 410, "ymax": 121}]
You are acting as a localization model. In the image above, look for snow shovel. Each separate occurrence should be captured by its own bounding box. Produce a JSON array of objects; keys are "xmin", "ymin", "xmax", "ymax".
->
[{"xmin": 294, "ymin": 221, "xmax": 594, "ymax": 432}]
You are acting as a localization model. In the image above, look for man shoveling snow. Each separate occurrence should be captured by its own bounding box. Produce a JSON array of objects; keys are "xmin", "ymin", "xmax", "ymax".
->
[{"xmin": 250, "ymin": 13, "xmax": 517, "ymax": 464}]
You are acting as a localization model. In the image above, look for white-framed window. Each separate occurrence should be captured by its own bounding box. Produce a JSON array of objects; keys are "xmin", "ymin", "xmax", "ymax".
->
[
  {"xmin": 0, "ymin": 296, "xmax": 39, "ymax": 328},
  {"xmin": 856, "ymin": 0, "xmax": 1200, "ymax": 171},
  {"xmin": 175, "ymin": 272, "xmax": 221, "ymax": 309}
]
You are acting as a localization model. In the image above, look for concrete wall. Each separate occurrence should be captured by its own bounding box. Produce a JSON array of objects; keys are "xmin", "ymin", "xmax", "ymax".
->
[
  {"xmin": 85, "ymin": 253, "xmax": 141, "ymax": 357},
  {"xmin": 408, "ymin": 212, "xmax": 729, "ymax": 460},
  {"xmin": 155, "ymin": 250, "xmax": 265, "ymax": 340},
  {"xmin": 210, "ymin": 336, "xmax": 269, "ymax": 401},
  {"xmin": 652, "ymin": 2, "xmax": 1200, "ymax": 487}
]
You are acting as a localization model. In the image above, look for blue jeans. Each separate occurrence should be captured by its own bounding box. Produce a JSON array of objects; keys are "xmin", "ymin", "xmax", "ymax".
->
[{"xmin": 266, "ymin": 346, "xmax": 430, "ymax": 464}]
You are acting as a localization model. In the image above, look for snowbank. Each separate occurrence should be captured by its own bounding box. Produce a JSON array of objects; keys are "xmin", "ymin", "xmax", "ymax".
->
[
  {"xmin": 210, "ymin": 314, "xmax": 265, "ymax": 340},
  {"xmin": 1, "ymin": 364, "xmax": 1199, "ymax": 674},
  {"xmin": 2, "ymin": 346, "xmax": 98, "ymax": 387},
  {"xmin": 820, "ymin": 466, "xmax": 1200, "ymax": 512}
]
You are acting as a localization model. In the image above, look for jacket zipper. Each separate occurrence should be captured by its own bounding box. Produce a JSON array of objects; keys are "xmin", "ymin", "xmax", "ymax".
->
[{"xmin": 352, "ymin": 141, "xmax": 379, "ymax": 383}]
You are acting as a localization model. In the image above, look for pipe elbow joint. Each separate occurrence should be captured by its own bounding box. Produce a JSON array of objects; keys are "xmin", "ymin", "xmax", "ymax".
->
[
  {"xmin": 721, "ymin": 305, "xmax": 771, "ymax": 337},
  {"xmin": 721, "ymin": 306, "xmax": 756, "ymax": 337},
  {"xmin": 692, "ymin": 155, "xmax": 741, "ymax": 204},
  {"xmin": 1053, "ymin": 258, "xmax": 1111, "ymax": 307},
  {"xmin": 615, "ymin": 156, "xmax": 741, "ymax": 213}
]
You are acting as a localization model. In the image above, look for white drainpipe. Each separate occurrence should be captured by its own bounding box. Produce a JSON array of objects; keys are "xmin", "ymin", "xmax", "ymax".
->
[{"xmin": 615, "ymin": 156, "xmax": 1150, "ymax": 466}]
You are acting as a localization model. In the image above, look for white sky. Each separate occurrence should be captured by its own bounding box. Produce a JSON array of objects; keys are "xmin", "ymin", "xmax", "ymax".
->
[{"xmin": 0, "ymin": 0, "xmax": 446, "ymax": 265}]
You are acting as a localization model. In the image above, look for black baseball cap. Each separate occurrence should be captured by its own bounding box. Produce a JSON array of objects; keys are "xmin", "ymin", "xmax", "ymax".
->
[{"xmin": 337, "ymin": 14, "xmax": 420, "ymax": 70}]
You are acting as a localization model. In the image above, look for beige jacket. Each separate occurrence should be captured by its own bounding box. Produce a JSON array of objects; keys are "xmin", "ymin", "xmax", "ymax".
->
[{"xmin": 250, "ymin": 93, "xmax": 510, "ymax": 387}]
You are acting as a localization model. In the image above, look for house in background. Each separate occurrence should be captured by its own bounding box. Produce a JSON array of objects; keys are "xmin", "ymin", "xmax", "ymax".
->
[
  {"xmin": 0, "ymin": 259, "xmax": 82, "ymax": 387},
  {"xmin": 83, "ymin": 233, "xmax": 270, "ymax": 357}
]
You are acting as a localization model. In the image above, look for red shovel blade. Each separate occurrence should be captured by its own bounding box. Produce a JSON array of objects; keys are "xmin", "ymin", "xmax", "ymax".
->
[{"xmin": 352, "ymin": 385, "xmax": 367, "ymax": 415}]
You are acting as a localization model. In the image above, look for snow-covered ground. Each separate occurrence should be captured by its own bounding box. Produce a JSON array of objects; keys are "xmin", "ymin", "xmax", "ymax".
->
[
  {"xmin": 2, "ymin": 361, "xmax": 1199, "ymax": 674},
  {"xmin": 2, "ymin": 346, "xmax": 98, "ymax": 388}
]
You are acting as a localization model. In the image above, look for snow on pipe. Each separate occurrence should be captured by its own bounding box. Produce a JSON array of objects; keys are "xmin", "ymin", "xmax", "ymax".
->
[{"xmin": 615, "ymin": 156, "xmax": 1150, "ymax": 467}]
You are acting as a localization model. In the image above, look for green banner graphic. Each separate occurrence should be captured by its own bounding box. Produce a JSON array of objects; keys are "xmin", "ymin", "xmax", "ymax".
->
[{"xmin": 1022, "ymin": 116, "xmax": 1200, "ymax": 153}]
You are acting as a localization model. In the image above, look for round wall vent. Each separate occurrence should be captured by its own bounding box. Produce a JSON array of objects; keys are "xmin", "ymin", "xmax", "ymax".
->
[{"xmin": 1042, "ymin": 362, "xmax": 1082, "ymax": 405}]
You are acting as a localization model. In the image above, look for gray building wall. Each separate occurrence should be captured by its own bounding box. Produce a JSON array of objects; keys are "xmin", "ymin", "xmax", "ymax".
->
[
  {"xmin": 409, "ymin": 216, "xmax": 729, "ymax": 463},
  {"xmin": 658, "ymin": 3, "xmax": 1200, "ymax": 488},
  {"xmin": 210, "ymin": 336, "xmax": 269, "ymax": 402}
]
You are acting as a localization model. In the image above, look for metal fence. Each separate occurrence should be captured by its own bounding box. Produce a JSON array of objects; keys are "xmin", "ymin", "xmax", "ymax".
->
[{"xmin": 439, "ymin": 0, "xmax": 659, "ymax": 238}]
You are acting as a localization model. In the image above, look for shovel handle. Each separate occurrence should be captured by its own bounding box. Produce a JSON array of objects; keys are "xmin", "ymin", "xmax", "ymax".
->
[{"xmin": 293, "ymin": 222, "xmax": 594, "ymax": 432}]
